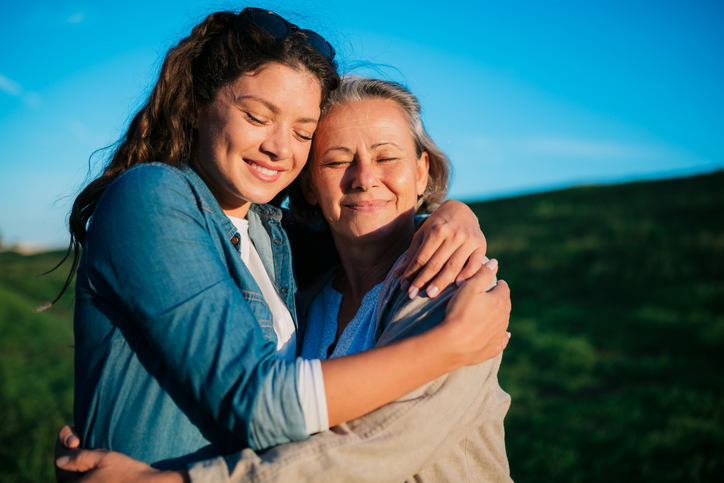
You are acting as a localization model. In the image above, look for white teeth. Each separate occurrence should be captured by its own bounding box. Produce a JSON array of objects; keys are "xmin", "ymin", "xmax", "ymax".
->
[{"xmin": 250, "ymin": 163, "xmax": 278, "ymax": 176}]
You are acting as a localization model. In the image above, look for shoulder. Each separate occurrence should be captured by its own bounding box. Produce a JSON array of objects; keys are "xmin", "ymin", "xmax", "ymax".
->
[
  {"xmin": 376, "ymin": 283, "xmax": 455, "ymax": 347},
  {"xmin": 102, "ymin": 163, "xmax": 193, "ymax": 202},
  {"xmin": 89, "ymin": 163, "xmax": 205, "ymax": 237},
  {"xmin": 374, "ymin": 253, "xmax": 456, "ymax": 346},
  {"xmin": 94, "ymin": 163, "xmax": 204, "ymax": 219}
]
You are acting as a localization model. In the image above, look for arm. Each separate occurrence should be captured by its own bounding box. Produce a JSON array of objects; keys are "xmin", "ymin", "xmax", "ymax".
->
[
  {"xmin": 321, "ymin": 260, "xmax": 509, "ymax": 427},
  {"xmin": 55, "ymin": 427, "xmax": 187, "ymax": 483},
  {"xmin": 57, "ymin": 268, "xmax": 511, "ymax": 482},
  {"xmin": 197, "ymin": 267, "xmax": 511, "ymax": 482},
  {"xmin": 58, "ymin": 358, "xmax": 509, "ymax": 483},
  {"xmin": 57, "ymin": 264, "xmax": 511, "ymax": 482}
]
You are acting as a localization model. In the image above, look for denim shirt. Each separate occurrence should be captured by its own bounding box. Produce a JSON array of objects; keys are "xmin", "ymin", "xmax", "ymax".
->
[{"xmin": 73, "ymin": 163, "xmax": 308, "ymax": 469}]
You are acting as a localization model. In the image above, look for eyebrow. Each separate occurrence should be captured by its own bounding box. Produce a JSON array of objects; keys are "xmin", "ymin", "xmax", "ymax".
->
[
  {"xmin": 321, "ymin": 146, "xmax": 354, "ymax": 156},
  {"xmin": 321, "ymin": 142, "xmax": 403, "ymax": 157},
  {"xmin": 370, "ymin": 141, "xmax": 401, "ymax": 149},
  {"xmin": 237, "ymin": 95, "xmax": 319, "ymax": 124}
]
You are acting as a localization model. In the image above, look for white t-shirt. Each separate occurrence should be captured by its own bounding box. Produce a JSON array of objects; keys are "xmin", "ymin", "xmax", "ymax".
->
[{"xmin": 227, "ymin": 215, "xmax": 328, "ymax": 434}]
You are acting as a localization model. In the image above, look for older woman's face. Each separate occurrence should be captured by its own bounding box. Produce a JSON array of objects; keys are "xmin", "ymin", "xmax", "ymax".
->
[{"xmin": 304, "ymin": 98, "xmax": 429, "ymax": 243}]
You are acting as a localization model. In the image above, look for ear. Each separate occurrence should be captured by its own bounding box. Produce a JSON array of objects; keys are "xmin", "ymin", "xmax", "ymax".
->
[
  {"xmin": 416, "ymin": 151, "xmax": 430, "ymax": 197},
  {"xmin": 300, "ymin": 170, "xmax": 319, "ymax": 206}
]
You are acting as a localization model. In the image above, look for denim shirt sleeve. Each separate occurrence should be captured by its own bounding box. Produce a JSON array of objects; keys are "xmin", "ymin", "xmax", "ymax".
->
[{"xmin": 82, "ymin": 164, "xmax": 307, "ymax": 450}]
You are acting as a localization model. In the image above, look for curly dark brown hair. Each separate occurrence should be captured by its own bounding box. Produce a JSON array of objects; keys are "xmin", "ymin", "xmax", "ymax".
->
[{"xmin": 48, "ymin": 10, "xmax": 340, "ymax": 306}]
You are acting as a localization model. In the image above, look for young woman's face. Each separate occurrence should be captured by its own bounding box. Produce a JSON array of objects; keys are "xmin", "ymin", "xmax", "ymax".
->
[
  {"xmin": 304, "ymin": 98, "xmax": 429, "ymax": 244},
  {"xmin": 194, "ymin": 62, "xmax": 322, "ymax": 218}
]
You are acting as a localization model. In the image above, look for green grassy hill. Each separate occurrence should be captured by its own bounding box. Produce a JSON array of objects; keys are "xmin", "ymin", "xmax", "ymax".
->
[
  {"xmin": 0, "ymin": 250, "xmax": 75, "ymax": 482},
  {"xmin": 470, "ymin": 170, "xmax": 723, "ymax": 481},
  {"xmin": 1, "ymin": 171, "xmax": 722, "ymax": 481}
]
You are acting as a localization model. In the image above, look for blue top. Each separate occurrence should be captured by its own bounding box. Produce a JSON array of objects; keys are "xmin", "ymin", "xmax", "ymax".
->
[
  {"xmin": 300, "ymin": 279, "xmax": 382, "ymax": 359},
  {"xmin": 73, "ymin": 163, "xmax": 308, "ymax": 469}
]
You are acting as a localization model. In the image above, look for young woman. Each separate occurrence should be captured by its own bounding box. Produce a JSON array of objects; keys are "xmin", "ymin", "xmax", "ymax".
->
[
  {"xmin": 57, "ymin": 6, "xmax": 510, "ymax": 472},
  {"xmin": 57, "ymin": 77, "xmax": 512, "ymax": 482}
]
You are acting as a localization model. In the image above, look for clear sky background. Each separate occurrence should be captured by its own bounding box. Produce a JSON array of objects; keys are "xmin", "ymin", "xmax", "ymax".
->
[{"xmin": 1, "ymin": 0, "xmax": 722, "ymax": 250}]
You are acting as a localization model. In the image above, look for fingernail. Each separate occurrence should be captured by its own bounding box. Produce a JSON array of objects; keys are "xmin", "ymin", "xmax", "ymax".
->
[
  {"xmin": 408, "ymin": 287, "xmax": 419, "ymax": 299},
  {"xmin": 456, "ymin": 278, "xmax": 465, "ymax": 287},
  {"xmin": 426, "ymin": 285, "xmax": 439, "ymax": 298},
  {"xmin": 56, "ymin": 456, "xmax": 70, "ymax": 467},
  {"xmin": 400, "ymin": 280, "xmax": 410, "ymax": 292},
  {"xmin": 484, "ymin": 258, "xmax": 498, "ymax": 271},
  {"xmin": 65, "ymin": 434, "xmax": 79, "ymax": 447},
  {"xmin": 506, "ymin": 331, "xmax": 511, "ymax": 338}
]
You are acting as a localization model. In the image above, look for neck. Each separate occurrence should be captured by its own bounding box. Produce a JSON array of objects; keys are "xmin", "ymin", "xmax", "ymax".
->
[{"xmin": 332, "ymin": 221, "xmax": 415, "ymax": 300}]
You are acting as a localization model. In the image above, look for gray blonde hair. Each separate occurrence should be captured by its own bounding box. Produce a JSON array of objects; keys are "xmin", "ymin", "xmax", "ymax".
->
[{"xmin": 288, "ymin": 77, "xmax": 451, "ymax": 222}]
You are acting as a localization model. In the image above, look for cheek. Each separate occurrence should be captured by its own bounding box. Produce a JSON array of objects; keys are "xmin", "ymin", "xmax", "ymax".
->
[
  {"xmin": 313, "ymin": 172, "xmax": 341, "ymax": 209},
  {"xmin": 390, "ymin": 167, "xmax": 420, "ymax": 201}
]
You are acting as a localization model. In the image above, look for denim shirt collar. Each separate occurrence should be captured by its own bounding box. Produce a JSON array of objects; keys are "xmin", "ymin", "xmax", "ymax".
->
[
  {"xmin": 180, "ymin": 164, "xmax": 283, "ymax": 241},
  {"xmin": 180, "ymin": 163, "xmax": 297, "ymax": 328}
]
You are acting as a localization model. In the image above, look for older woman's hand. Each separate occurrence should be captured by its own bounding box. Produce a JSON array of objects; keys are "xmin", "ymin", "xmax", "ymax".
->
[
  {"xmin": 394, "ymin": 200, "xmax": 487, "ymax": 299},
  {"xmin": 55, "ymin": 426, "xmax": 188, "ymax": 483}
]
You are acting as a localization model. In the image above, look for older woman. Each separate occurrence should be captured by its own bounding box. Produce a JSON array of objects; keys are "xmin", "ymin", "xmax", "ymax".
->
[{"xmin": 57, "ymin": 77, "xmax": 512, "ymax": 482}]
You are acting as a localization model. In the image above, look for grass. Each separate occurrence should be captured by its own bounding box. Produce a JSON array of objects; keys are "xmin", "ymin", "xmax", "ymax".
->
[
  {"xmin": 1, "ymin": 171, "xmax": 722, "ymax": 481},
  {"xmin": 0, "ymin": 250, "xmax": 75, "ymax": 482},
  {"xmin": 470, "ymin": 171, "xmax": 724, "ymax": 481}
]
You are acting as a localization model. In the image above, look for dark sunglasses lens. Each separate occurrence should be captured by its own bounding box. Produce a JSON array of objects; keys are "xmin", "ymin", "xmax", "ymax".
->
[
  {"xmin": 248, "ymin": 10, "xmax": 290, "ymax": 38},
  {"xmin": 300, "ymin": 29, "xmax": 335, "ymax": 59}
]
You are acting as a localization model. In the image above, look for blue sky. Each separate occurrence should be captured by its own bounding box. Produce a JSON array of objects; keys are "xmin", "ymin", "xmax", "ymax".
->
[{"xmin": 1, "ymin": 0, "xmax": 722, "ymax": 249}]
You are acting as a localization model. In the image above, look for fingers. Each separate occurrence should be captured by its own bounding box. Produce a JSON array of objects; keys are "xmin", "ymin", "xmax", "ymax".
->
[
  {"xmin": 489, "ymin": 278, "xmax": 511, "ymax": 299},
  {"xmin": 55, "ymin": 425, "xmax": 82, "ymax": 482},
  {"xmin": 454, "ymin": 249, "xmax": 489, "ymax": 287},
  {"xmin": 56, "ymin": 448, "xmax": 110, "ymax": 473},
  {"xmin": 409, "ymin": 236, "xmax": 469, "ymax": 298},
  {"xmin": 482, "ymin": 331, "xmax": 512, "ymax": 360},
  {"xmin": 456, "ymin": 259, "xmax": 499, "ymax": 294},
  {"xmin": 396, "ymin": 227, "xmax": 446, "ymax": 289},
  {"xmin": 59, "ymin": 425, "xmax": 80, "ymax": 449}
]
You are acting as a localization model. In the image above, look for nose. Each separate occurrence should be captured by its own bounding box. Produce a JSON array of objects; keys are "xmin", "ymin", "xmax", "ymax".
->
[
  {"xmin": 349, "ymin": 159, "xmax": 380, "ymax": 191},
  {"xmin": 259, "ymin": 125, "xmax": 292, "ymax": 161}
]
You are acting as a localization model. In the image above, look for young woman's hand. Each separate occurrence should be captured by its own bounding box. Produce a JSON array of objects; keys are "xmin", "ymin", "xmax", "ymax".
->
[
  {"xmin": 55, "ymin": 426, "xmax": 188, "ymax": 483},
  {"xmin": 394, "ymin": 200, "xmax": 487, "ymax": 298},
  {"xmin": 439, "ymin": 259, "xmax": 511, "ymax": 366}
]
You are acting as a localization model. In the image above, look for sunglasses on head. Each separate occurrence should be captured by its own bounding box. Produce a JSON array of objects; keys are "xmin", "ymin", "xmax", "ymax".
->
[{"xmin": 240, "ymin": 7, "xmax": 335, "ymax": 60}]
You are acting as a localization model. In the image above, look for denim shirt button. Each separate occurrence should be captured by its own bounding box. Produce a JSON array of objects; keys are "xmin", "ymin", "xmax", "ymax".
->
[
  {"xmin": 273, "ymin": 238, "xmax": 282, "ymax": 246},
  {"xmin": 231, "ymin": 235, "xmax": 239, "ymax": 244},
  {"xmin": 281, "ymin": 286, "xmax": 289, "ymax": 294}
]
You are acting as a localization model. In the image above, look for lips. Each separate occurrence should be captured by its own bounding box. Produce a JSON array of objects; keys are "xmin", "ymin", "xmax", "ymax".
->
[
  {"xmin": 245, "ymin": 159, "xmax": 283, "ymax": 182},
  {"xmin": 250, "ymin": 162, "xmax": 278, "ymax": 176},
  {"xmin": 342, "ymin": 200, "xmax": 389, "ymax": 212}
]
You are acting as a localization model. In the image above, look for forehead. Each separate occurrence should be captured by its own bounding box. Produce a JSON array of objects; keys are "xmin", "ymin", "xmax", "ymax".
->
[
  {"xmin": 316, "ymin": 98, "xmax": 411, "ymax": 143},
  {"xmin": 220, "ymin": 62, "xmax": 322, "ymax": 110}
]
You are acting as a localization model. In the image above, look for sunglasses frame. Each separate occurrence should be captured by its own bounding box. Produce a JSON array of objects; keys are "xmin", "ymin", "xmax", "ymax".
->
[{"xmin": 240, "ymin": 7, "xmax": 335, "ymax": 60}]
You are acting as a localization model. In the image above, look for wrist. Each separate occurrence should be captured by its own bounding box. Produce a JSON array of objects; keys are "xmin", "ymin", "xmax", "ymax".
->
[{"xmin": 420, "ymin": 323, "xmax": 467, "ymax": 372}]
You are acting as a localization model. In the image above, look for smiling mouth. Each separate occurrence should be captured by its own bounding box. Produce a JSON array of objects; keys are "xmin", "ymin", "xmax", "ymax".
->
[
  {"xmin": 249, "ymin": 162, "xmax": 279, "ymax": 176},
  {"xmin": 344, "ymin": 200, "xmax": 389, "ymax": 212}
]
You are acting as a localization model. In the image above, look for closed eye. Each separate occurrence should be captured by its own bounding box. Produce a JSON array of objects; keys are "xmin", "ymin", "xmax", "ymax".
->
[
  {"xmin": 325, "ymin": 160, "xmax": 352, "ymax": 167},
  {"xmin": 246, "ymin": 113, "xmax": 265, "ymax": 125}
]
